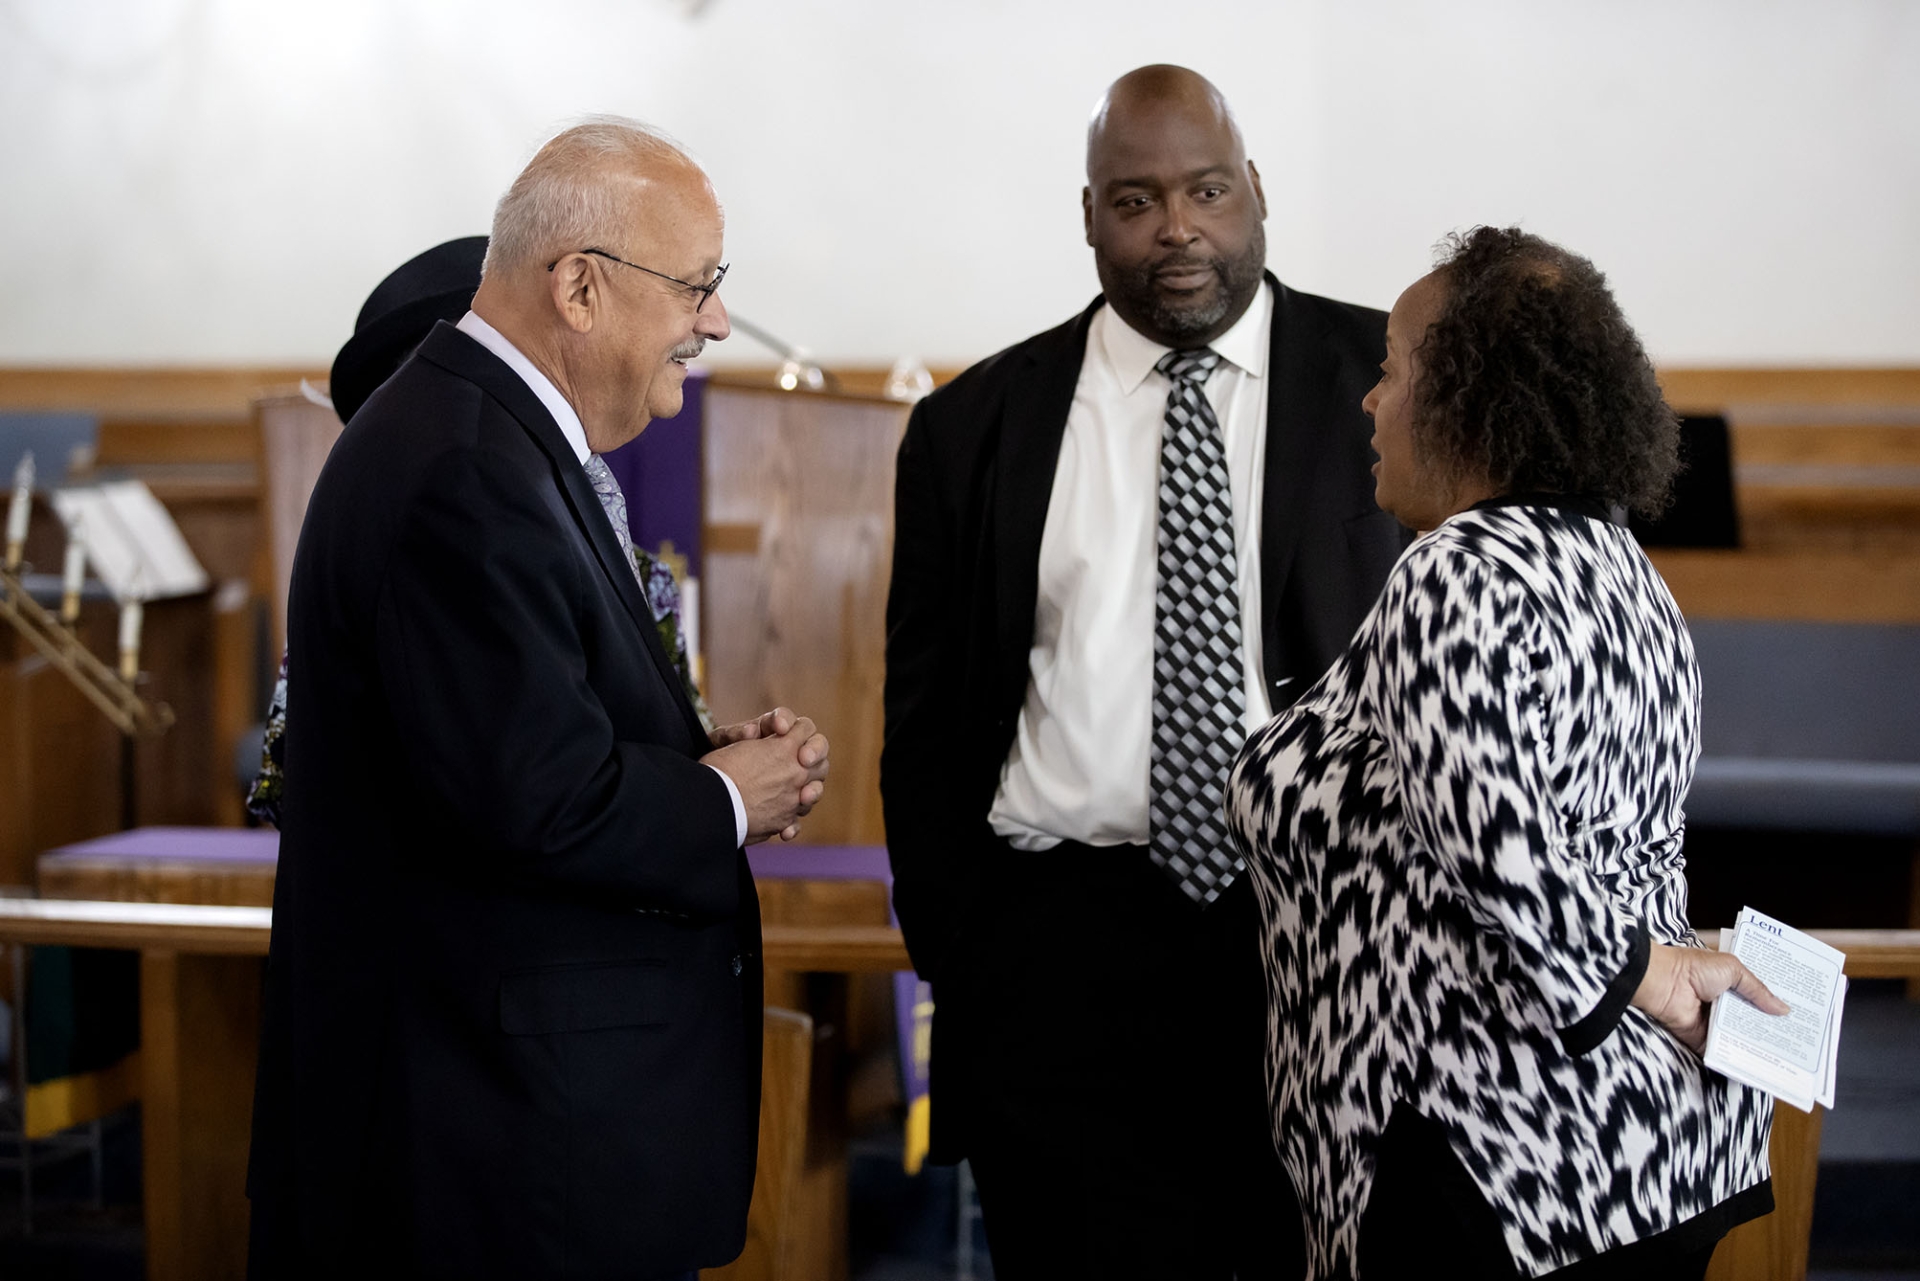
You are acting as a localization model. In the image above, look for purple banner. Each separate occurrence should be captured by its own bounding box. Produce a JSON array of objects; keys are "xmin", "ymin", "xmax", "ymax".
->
[{"xmin": 604, "ymin": 369, "xmax": 705, "ymax": 577}]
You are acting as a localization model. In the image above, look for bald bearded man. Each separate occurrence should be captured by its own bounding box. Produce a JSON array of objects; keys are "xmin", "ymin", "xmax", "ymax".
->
[
  {"xmin": 247, "ymin": 119, "xmax": 829, "ymax": 1280},
  {"xmin": 883, "ymin": 67, "xmax": 1410, "ymax": 1276}
]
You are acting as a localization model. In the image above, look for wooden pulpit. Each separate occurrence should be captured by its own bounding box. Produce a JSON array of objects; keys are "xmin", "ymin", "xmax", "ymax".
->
[
  {"xmin": 700, "ymin": 377, "xmax": 913, "ymax": 847},
  {"xmin": 254, "ymin": 391, "xmax": 345, "ymax": 657}
]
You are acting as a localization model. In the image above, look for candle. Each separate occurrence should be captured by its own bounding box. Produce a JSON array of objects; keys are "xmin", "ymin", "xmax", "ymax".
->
[
  {"xmin": 4, "ymin": 450, "xmax": 32, "ymax": 571},
  {"xmin": 681, "ymin": 575, "xmax": 701, "ymax": 680},
  {"xmin": 118, "ymin": 597, "xmax": 143, "ymax": 683},
  {"xmin": 60, "ymin": 522, "xmax": 87, "ymax": 624}
]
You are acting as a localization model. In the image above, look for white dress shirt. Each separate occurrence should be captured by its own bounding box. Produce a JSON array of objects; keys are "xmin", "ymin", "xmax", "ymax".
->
[
  {"xmin": 456, "ymin": 310, "xmax": 747, "ymax": 846},
  {"xmin": 988, "ymin": 283, "xmax": 1275, "ymax": 851}
]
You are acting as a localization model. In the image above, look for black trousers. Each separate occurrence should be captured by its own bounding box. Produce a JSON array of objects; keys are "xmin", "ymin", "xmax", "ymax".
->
[
  {"xmin": 1360, "ymin": 1109, "xmax": 1717, "ymax": 1281},
  {"xmin": 949, "ymin": 842, "xmax": 1303, "ymax": 1280}
]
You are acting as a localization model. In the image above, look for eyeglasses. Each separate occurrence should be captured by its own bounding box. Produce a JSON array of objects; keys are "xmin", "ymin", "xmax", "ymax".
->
[{"xmin": 547, "ymin": 249, "xmax": 728, "ymax": 312}]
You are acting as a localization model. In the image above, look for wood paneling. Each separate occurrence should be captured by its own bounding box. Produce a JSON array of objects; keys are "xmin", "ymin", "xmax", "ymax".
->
[
  {"xmin": 1649, "ymin": 550, "xmax": 1920, "ymax": 622},
  {"xmin": 7, "ymin": 363, "xmax": 1913, "ymax": 418},
  {"xmin": 0, "ymin": 622, "xmax": 120, "ymax": 887},
  {"xmin": 0, "ymin": 578, "xmax": 228, "ymax": 887},
  {"xmin": 0, "ymin": 638, "xmax": 23, "ymax": 884},
  {"xmin": 1735, "ymin": 491, "xmax": 1920, "ymax": 557},
  {"xmin": 1659, "ymin": 367, "xmax": 1920, "ymax": 414},
  {"xmin": 133, "ymin": 592, "xmax": 222, "ymax": 830},
  {"xmin": 1735, "ymin": 423, "xmax": 1920, "ymax": 468},
  {"xmin": 0, "ymin": 367, "xmax": 325, "ymax": 418},
  {"xmin": 210, "ymin": 586, "xmax": 258, "ymax": 824},
  {"xmin": 702, "ymin": 384, "xmax": 911, "ymax": 848},
  {"xmin": 95, "ymin": 418, "xmax": 260, "ymax": 468}
]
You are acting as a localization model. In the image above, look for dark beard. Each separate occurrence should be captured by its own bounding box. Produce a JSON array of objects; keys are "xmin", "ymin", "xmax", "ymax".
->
[{"xmin": 1097, "ymin": 222, "xmax": 1267, "ymax": 347}]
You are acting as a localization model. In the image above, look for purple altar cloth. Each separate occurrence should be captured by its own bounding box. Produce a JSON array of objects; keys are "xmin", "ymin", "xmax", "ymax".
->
[
  {"xmin": 42, "ymin": 826, "xmax": 280, "ymax": 865},
  {"xmin": 747, "ymin": 844, "xmax": 889, "ymax": 884}
]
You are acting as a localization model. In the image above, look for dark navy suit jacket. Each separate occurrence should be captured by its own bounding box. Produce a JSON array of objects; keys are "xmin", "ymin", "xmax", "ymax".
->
[
  {"xmin": 880, "ymin": 275, "xmax": 1407, "ymax": 1161},
  {"xmin": 247, "ymin": 322, "xmax": 761, "ymax": 1279}
]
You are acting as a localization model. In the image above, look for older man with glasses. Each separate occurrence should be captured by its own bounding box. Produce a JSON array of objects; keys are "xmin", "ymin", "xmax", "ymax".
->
[{"xmin": 246, "ymin": 117, "xmax": 829, "ymax": 1281}]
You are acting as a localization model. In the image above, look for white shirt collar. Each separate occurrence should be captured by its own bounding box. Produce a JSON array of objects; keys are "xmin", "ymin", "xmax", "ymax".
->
[
  {"xmin": 455, "ymin": 310, "xmax": 591, "ymax": 464},
  {"xmin": 1097, "ymin": 278, "xmax": 1274, "ymax": 396}
]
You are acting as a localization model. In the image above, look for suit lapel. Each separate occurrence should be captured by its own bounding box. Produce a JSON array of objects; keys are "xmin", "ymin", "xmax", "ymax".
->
[
  {"xmin": 419, "ymin": 324, "xmax": 710, "ymax": 749},
  {"xmin": 1258, "ymin": 274, "xmax": 1342, "ymax": 676},
  {"xmin": 990, "ymin": 302, "xmax": 1099, "ymax": 699},
  {"xmin": 551, "ymin": 450, "xmax": 712, "ymax": 747}
]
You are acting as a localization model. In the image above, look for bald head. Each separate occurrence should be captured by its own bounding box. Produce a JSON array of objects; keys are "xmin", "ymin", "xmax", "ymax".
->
[
  {"xmin": 1086, "ymin": 64, "xmax": 1246, "ymax": 183},
  {"xmin": 484, "ymin": 118, "xmax": 715, "ymax": 281},
  {"xmin": 1082, "ymin": 66, "xmax": 1267, "ymax": 349},
  {"xmin": 470, "ymin": 115, "xmax": 730, "ymax": 456}
]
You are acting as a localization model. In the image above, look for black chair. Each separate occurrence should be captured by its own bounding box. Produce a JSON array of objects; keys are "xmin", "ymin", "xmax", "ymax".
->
[{"xmin": 1632, "ymin": 414, "xmax": 1740, "ymax": 548}]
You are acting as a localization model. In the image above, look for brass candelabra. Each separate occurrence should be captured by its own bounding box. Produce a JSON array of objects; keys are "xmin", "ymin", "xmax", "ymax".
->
[{"xmin": 0, "ymin": 562, "xmax": 173, "ymax": 738}]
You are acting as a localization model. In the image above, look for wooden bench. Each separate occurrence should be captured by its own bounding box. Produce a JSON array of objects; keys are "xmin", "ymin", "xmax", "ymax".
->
[
  {"xmin": 0, "ymin": 898, "xmax": 908, "ymax": 1281},
  {"xmin": 2, "ymin": 899, "xmax": 1905, "ymax": 1281}
]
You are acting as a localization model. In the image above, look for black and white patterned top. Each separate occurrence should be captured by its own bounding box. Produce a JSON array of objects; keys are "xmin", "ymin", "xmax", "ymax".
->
[{"xmin": 1227, "ymin": 499, "xmax": 1773, "ymax": 1279}]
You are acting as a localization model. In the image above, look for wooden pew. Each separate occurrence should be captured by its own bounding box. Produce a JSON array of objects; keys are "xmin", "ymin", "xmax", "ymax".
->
[
  {"xmin": 705, "ymin": 1007, "xmax": 817, "ymax": 1281},
  {"xmin": 34, "ymin": 831, "xmax": 905, "ymax": 1281},
  {"xmin": 1706, "ymin": 1102, "xmax": 1825, "ymax": 1281},
  {"xmin": 0, "ymin": 895, "xmax": 908, "ymax": 1281},
  {"xmin": 1696, "ymin": 928, "xmax": 1919, "ymax": 1281},
  {"xmin": 4, "ymin": 896, "xmax": 1901, "ymax": 1281},
  {"xmin": 1659, "ymin": 367, "xmax": 1920, "ymax": 564}
]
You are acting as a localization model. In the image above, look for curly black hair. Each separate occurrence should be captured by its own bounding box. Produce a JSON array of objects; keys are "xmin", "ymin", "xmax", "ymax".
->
[{"xmin": 1413, "ymin": 226, "xmax": 1679, "ymax": 518}]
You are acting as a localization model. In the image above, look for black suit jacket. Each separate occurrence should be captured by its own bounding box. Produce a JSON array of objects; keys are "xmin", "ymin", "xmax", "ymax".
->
[
  {"xmin": 881, "ymin": 272, "xmax": 1406, "ymax": 996},
  {"xmin": 247, "ymin": 323, "xmax": 761, "ymax": 1280}
]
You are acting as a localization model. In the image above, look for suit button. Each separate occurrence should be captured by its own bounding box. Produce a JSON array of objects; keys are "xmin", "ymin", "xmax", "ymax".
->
[{"xmin": 731, "ymin": 955, "xmax": 744, "ymax": 977}]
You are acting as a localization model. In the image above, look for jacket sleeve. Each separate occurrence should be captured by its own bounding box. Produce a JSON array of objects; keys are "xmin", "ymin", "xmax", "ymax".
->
[
  {"xmin": 880, "ymin": 403, "xmax": 977, "ymax": 984},
  {"xmin": 375, "ymin": 444, "xmax": 740, "ymax": 918},
  {"xmin": 1371, "ymin": 547, "xmax": 1646, "ymax": 1053}
]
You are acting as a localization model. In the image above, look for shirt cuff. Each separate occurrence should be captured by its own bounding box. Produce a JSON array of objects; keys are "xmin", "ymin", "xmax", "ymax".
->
[
  {"xmin": 1557, "ymin": 919, "xmax": 1650, "ymax": 1057},
  {"xmin": 706, "ymin": 764, "xmax": 747, "ymax": 848}
]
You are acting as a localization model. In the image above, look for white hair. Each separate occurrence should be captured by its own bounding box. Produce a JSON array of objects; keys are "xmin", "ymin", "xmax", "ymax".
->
[{"xmin": 483, "ymin": 116, "xmax": 698, "ymax": 279}]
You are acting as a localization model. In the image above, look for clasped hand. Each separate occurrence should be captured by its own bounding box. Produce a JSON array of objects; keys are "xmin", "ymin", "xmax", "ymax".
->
[
  {"xmin": 1631, "ymin": 943, "xmax": 1792, "ymax": 1054},
  {"xmin": 702, "ymin": 707, "xmax": 830, "ymax": 844}
]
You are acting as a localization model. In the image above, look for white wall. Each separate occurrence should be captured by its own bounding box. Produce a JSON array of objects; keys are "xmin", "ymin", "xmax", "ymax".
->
[{"xmin": 1, "ymin": 0, "xmax": 1915, "ymax": 367}]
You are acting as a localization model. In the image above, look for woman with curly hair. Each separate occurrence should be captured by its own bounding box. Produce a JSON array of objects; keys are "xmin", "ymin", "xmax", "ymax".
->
[{"xmin": 1227, "ymin": 226, "xmax": 1787, "ymax": 1280}]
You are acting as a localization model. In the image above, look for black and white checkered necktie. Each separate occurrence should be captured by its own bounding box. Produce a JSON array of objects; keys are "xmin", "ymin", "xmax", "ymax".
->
[{"xmin": 1149, "ymin": 348, "xmax": 1246, "ymax": 906}]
